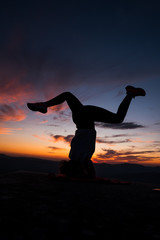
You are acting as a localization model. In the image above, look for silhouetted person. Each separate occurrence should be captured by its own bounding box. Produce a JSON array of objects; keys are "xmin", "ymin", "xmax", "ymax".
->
[{"xmin": 27, "ymin": 85, "xmax": 146, "ymax": 178}]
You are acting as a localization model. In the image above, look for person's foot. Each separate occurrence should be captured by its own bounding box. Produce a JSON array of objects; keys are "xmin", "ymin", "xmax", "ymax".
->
[
  {"xmin": 126, "ymin": 85, "xmax": 146, "ymax": 98},
  {"xmin": 27, "ymin": 102, "xmax": 47, "ymax": 114}
]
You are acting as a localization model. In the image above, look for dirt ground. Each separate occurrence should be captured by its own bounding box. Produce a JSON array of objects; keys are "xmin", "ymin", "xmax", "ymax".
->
[{"xmin": 0, "ymin": 172, "xmax": 160, "ymax": 240}]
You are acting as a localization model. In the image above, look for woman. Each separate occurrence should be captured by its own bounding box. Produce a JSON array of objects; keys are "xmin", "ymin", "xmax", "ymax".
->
[{"xmin": 27, "ymin": 85, "xmax": 146, "ymax": 178}]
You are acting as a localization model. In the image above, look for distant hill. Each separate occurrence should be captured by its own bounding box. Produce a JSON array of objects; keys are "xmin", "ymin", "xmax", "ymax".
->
[
  {"xmin": 0, "ymin": 154, "xmax": 160, "ymax": 184},
  {"xmin": 0, "ymin": 154, "xmax": 59, "ymax": 174},
  {"xmin": 95, "ymin": 162, "xmax": 160, "ymax": 184}
]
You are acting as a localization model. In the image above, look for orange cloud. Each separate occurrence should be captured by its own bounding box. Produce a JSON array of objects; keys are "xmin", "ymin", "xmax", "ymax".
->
[
  {"xmin": 0, "ymin": 65, "xmax": 35, "ymax": 104},
  {"xmin": 94, "ymin": 148, "xmax": 160, "ymax": 165},
  {"xmin": 50, "ymin": 134, "xmax": 74, "ymax": 144},
  {"xmin": 32, "ymin": 134, "xmax": 49, "ymax": 141},
  {"xmin": 0, "ymin": 104, "xmax": 26, "ymax": 122},
  {"xmin": 39, "ymin": 120, "xmax": 48, "ymax": 124},
  {"xmin": 128, "ymin": 138, "xmax": 154, "ymax": 143},
  {"xmin": 0, "ymin": 81, "xmax": 33, "ymax": 104},
  {"xmin": 0, "ymin": 127, "xmax": 22, "ymax": 134}
]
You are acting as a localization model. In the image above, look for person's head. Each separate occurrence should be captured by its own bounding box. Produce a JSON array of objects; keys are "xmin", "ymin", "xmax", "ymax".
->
[{"xmin": 59, "ymin": 160, "xmax": 85, "ymax": 178}]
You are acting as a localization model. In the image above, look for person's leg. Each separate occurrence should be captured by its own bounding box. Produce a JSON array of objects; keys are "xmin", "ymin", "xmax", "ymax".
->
[
  {"xmin": 27, "ymin": 92, "xmax": 83, "ymax": 114},
  {"xmin": 83, "ymin": 94, "xmax": 132, "ymax": 124},
  {"xmin": 27, "ymin": 86, "xmax": 145, "ymax": 123},
  {"xmin": 84, "ymin": 85, "xmax": 146, "ymax": 124},
  {"xmin": 44, "ymin": 92, "xmax": 83, "ymax": 112},
  {"xmin": 41, "ymin": 92, "xmax": 96, "ymax": 128}
]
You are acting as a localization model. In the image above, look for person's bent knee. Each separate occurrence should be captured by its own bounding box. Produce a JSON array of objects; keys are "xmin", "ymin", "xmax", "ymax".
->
[
  {"xmin": 62, "ymin": 92, "xmax": 74, "ymax": 99},
  {"xmin": 64, "ymin": 91, "xmax": 72, "ymax": 96}
]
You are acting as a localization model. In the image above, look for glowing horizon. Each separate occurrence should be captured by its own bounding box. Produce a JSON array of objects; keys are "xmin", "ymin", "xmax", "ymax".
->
[{"xmin": 1, "ymin": 110, "xmax": 160, "ymax": 166}]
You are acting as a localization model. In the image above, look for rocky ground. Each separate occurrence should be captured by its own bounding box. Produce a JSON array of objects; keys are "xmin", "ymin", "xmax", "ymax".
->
[{"xmin": 0, "ymin": 171, "xmax": 160, "ymax": 240}]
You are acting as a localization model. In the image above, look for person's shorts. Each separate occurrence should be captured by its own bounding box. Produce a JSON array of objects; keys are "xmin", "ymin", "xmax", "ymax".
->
[{"xmin": 69, "ymin": 129, "xmax": 96, "ymax": 162}]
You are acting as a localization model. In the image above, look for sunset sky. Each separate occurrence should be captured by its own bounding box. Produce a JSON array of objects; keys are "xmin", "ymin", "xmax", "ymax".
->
[{"xmin": 0, "ymin": 1, "xmax": 160, "ymax": 166}]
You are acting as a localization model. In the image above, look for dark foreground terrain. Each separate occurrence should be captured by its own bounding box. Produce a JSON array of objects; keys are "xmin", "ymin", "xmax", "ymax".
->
[
  {"xmin": 0, "ymin": 171, "xmax": 160, "ymax": 240},
  {"xmin": 1, "ymin": 154, "xmax": 160, "ymax": 184}
]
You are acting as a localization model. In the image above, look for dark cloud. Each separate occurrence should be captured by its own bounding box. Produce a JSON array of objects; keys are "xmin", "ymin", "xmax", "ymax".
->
[
  {"xmin": 110, "ymin": 134, "xmax": 131, "ymax": 138},
  {"xmin": 48, "ymin": 146, "xmax": 63, "ymax": 153},
  {"xmin": 48, "ymin": 146, "xmax": 60, "ymax": 150},
  {"xmin": 47, "ymin": 124, "xmax": 59, "ymax": 127},
  {"xmin": 63, "ymin": 135, "xmax": 74, "ymax": 144},
  {"xmin": 154, "ymin": 122, "xmax": 160, "ymax": 126},
  {"xmin": 101, "ymin": 149, "xmax": 117, "ymax": 157},
  {"xmin": 96, "ymin": 138, "xmax": 108, "ymax": 144},
  {"xmin": 96, "ymin": 138, "xmax": 131, "ymax": 145},
  {"xmin": 95, "ymin": 122, "xmax": 145, "ymax": 129},
  {"xmin": 52, "ymin": 109, "xmax": 71, "ymax": 122},
  {"xmin": 102, "ymin": 148, "xmax": 156, "ymax": 156},
  {"xmin": 50, "ymin": 134, "xmax": 74, "ymax": 144},
  {"xmin": 96, "ymin": 148, "xmax": 158, "ymax": 163}
]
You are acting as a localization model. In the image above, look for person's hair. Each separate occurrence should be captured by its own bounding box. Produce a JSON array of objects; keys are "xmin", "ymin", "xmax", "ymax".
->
[{"xmin": 59, "ymin": 160, "xmax": 85, "ymax": 178}]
